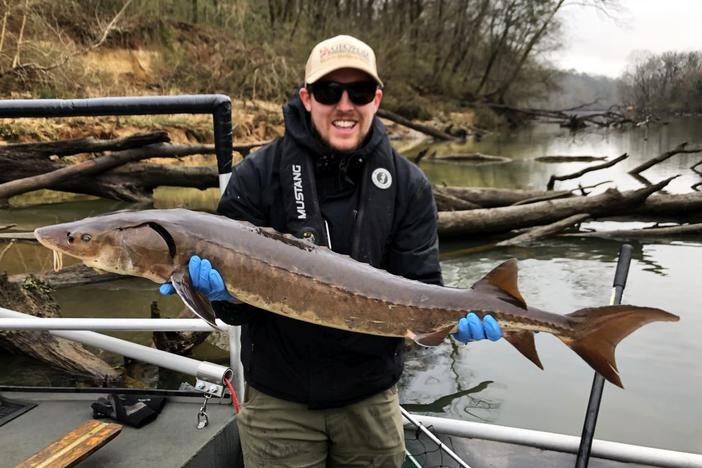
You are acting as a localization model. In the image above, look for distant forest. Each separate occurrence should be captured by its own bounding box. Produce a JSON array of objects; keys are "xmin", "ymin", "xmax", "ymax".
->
[
  {"xmin": 531, "ymin": 71, "xmax": 621, "ymax": 111},
  {"xmin": 0, "ymin": 1, "xmax": 617, "ymax": 108},
  {"xmin": 0, "ymin": 0, "xmax": 699, "ymax": 118},
  {"xmin": 536, "ymin": 50, "xmax": 702, "ymax": 115}
]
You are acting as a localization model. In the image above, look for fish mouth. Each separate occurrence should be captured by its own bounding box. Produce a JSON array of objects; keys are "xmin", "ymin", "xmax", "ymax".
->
[
  {"xmin": 52, "ymin": 249, "xmax": 64, "ymax": 272},
  {"xmin": 34, "ymin": 226, "xmax": 70, "ymax": 272}
]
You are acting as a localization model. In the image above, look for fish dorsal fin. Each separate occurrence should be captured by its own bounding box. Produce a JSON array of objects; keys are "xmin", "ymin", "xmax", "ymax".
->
[{"xmin": 471, "ymin": 258, "xmax": 527, "ymax": 309}]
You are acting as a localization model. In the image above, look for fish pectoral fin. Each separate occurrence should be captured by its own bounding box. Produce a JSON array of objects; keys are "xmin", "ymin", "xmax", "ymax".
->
[
  {"xmin": 503, "ymin": 330, "xmax": 543, "ymax": 370},
  {"xmin": 170, "ymin": 269, "xmax": 219, "ymax": 329},
  {"xmin": 407, "ymin": 324, "xmax": 455, "ymax": 347}
]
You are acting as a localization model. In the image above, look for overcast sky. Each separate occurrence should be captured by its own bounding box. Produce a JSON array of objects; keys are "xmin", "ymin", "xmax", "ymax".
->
[{"xmin": 550, "ymin": 0, "xmax": 702, "ymax": 78}]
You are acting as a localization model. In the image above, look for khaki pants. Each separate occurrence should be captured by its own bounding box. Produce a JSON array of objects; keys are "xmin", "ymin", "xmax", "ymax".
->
[{"xmin": 236, "ymin": 385, "xmax": 405, "ymax": 468}]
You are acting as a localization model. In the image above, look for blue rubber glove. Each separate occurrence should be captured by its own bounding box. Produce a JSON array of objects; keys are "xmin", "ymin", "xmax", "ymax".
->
[
  {"xmin": 453, "ymin": 312, "xmax": 502, "ymax": 343},
  {"xmin": 159, "ymin": 255, "xmax": 236, "ymax": 302}
]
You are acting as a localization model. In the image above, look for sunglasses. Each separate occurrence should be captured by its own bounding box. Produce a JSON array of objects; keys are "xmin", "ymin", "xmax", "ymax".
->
[{"xmin": 307, "ymin": 81, "xmax": 378, "ymax": 106}]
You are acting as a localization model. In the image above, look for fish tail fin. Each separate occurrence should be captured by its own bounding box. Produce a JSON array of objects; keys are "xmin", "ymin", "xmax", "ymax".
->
[{"xmin": 560, "ymin": 305, "xmax": 679, "ymax": 388}]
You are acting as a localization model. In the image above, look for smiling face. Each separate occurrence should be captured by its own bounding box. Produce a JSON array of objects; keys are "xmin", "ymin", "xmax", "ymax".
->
[{"xmin": 299, "ymin": 68, "xmax": 383, "ymax": 152}]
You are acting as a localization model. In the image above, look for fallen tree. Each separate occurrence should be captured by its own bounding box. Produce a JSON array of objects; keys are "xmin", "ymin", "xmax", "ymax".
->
[
  {"xmin": 438, "ymin": 178, "xmax": 673, "ymax": 236},
  {"xmin": 434, "ymin": 186, "xmax": 573, "ymax": 208},
  {"xmin": 0, "ymin": 132, "xmax": 265, "ymax": 202},
  {"xmin": 0, "ymin": 274, "xmax": 120, "ymax": 383},
  {"xmin": 0, "ymin": 146, "xmax": 219, "ymax": 202},
  {"xmin": 547, "ymin": 153, "xmax": 628, "ymax": 190}
]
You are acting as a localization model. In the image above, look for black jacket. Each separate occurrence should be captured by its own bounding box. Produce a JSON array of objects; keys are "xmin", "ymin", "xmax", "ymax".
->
[{"xmin": 214, "ymin": 92, "xmax": 442, "ymax": 408}]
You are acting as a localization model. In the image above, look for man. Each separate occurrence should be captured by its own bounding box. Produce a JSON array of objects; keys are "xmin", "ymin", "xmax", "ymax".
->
[{"xmin": 162, "ymin": 35, "xmax": 502, "ymax": 467}]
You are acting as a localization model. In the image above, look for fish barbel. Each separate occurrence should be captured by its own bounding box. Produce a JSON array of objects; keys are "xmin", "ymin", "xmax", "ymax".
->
[{"xmin": 34, "ymin": 209, "xmax": 679, "ymax": 388}]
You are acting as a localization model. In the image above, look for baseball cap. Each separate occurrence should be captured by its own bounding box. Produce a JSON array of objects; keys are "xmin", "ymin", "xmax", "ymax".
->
[{"xmin": 304, "ymin": 35, "xmax": 383, "ymax": 86}]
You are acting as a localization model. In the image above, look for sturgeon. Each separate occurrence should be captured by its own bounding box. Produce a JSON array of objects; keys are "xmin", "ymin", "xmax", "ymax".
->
[{"xmin": 34, "ymin": 208, "xmax": 679, "ymax": 388}]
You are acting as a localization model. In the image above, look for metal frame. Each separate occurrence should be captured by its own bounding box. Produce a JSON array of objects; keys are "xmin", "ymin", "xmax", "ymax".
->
[
  {"xmin": 0, "ymin": 94, "xmax": 243, "ymax": 394},
  {"xmin": 407, "ymin": 414, "xmax": 702, "ymax": 467},
  {"xmin": 0, "ymin": 307, "xmax": 232, "ymax": 395}
]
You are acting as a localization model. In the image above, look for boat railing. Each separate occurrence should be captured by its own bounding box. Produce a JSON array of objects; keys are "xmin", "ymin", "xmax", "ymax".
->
[
  {"xmin": 0, "ymin": 306, "xmax": 242, "ymax": 398},
  {"xmin": 3, "ymin": 305, "xmax": 702, "ymax": 467}
]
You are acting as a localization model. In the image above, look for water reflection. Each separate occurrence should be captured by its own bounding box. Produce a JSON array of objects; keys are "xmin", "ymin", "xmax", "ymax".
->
[
  {"xmin": 401, "ymin": 380, "xmax": 495, "ymax": 417},
  {"xmin": 417, "ymin": 117, "xmax": 702, "ymax": 194}
]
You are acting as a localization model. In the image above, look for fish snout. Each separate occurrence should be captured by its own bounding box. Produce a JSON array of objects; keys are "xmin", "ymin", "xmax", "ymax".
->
[{"xmin": 34, "ymin": 225, "xmax": 77, "ymax": 249}]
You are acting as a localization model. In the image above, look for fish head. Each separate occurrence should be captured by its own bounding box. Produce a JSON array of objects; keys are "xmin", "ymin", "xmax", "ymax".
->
[{"xmin": 34, "ymin": 213, "xmax": 177, "ymax": 283}]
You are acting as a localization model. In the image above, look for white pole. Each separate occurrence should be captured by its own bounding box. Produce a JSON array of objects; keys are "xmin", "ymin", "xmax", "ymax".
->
[
  {"xmin": 0, "ymin": 316, "xmax": 227, "ymax": 331},
  {"xmin": 0, "ymin": 307, "xmax": 231, "ymax": 385},
  {"xmin": 406, "ymin": 414, "xmax": 702, "ymax": 468}
]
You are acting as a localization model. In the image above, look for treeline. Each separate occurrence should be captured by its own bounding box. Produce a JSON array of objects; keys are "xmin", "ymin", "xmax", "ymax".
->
[
  {"xmin": 620, "ymin": 51, "xmax": 702, "ymax": 115},
  {"xmin": 530, "ymin": 70, "xmax": 621, "ymax": 111},
  {"xmin": 0, "ymin": 0, "xmax": 617, "ymax": 114}
]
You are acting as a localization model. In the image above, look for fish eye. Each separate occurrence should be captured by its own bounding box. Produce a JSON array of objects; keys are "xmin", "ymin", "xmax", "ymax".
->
[{"xmin": 81, "ymin": 234, "xmax": 92, "ymax": 242}]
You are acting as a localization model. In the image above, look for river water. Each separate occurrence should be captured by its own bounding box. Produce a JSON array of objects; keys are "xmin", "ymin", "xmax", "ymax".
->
[{"xmin": 1, "ymin": 118, "xmax": 701, "ymax": 454}]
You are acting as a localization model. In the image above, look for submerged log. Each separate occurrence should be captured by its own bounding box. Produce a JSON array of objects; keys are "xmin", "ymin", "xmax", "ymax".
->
[
  {"xmin": 0, "ymin": 274, "xmax": 119, "ymax": 383},
  {"xmin": 560, "ymin": 223, "xmax": 702, "ymax": 239},
  {"xmin": 547, "ymin": 153, "xmax": 628, "ymax": 190},
  {"xmin": 535, "ymin": 155, "xmax": 608, "ymax": 163},
  {"xmin": 438, "ymin": 178, "xmax": 673, "ymax": 236},
  {"xmin": 430, "ymin": 153, "xmax": 511, "ymax": 163},
  {"xmin": 629, "ymin": 142, "xmax": 702, "ymax": 176}
]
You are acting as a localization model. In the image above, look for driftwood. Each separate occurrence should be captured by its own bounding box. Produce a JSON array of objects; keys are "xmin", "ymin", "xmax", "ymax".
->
[
  {"xmin": 495, "ymin": 213, "xmax": 591, "ymax": 246},
  {"xmin": 535, "ymin": 155, "xmax": 608, "ymax": 163},
  {"xmin": 0, "ymin": 132, "xmax": 170, "ymax": 159},
  {"xmin": 0, "ymin": 133, "xmax": 269, "ymax": 201},
  {"xmin": 629, "ymin": 142, "xmax": 702, "ymax": 176},
  {"xmin": 510, "ymin": 186, "xmax": 605, "ymax": 206},
  {"xmin": 436, "ymin": 186, "xmax": 573, "ymax": 208},
  {"xmin": 547, "ymin": 153, "xmax": 628, "ymax": 190},
  {"xmin": 561, "ymin": 223, "xmax": 702, "ymax": 238},
  {"xmin": 1, "ymin": 224, "xmax": 17, "ymax": 231},
  {"xmin": 0, "ymin": 132, "xmax": 265, "ymax": 159},
  {"xmin": 0, "ymin": 145, "xmax": 219, "ymax": 202},
  {"xmin": 377, "ymin": 108, "xmax": 457, "ymax": 141},
  {"xmin": 0, "ymin": 143, "xmax": 191, "ymax": 200},
  {"xmin": 430, "ymin": 153, "xmax": 511, "ymax": 163},
  {"xmin": 635, "ymin": 191, "xmax": 702, "ymax": 216},
  {"xmin": 433, "ymin": 187, "xmax": 481, "ymax": 211},
  {"xmin": 9, "ymin": 264, "xmax": 123, "ymax": 289},
  {"xmin": 438, "ymin": 178, "xmax": 673, "ymax": 236},
  {"xmin": 0, "ymin": 274, "xmax": 119, "ymax": 383}
]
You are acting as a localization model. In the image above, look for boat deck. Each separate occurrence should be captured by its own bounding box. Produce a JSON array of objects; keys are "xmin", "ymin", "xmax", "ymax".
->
[{"xmin": 0, "ymin": 389, "xmax": 241, "ymax": 468}]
